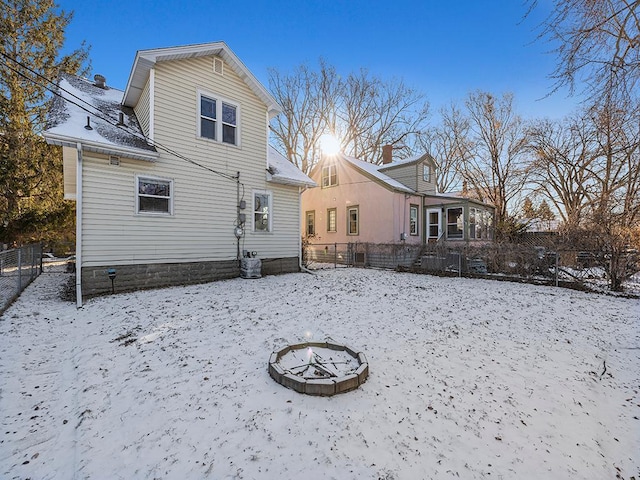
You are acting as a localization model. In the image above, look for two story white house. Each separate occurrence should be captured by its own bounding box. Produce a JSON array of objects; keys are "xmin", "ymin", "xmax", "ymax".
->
[{"xmin": 44, "ymin": 42, "xmax": 315, "ymax": 305}]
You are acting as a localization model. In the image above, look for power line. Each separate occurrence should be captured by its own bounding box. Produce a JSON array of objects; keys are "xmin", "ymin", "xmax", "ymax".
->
[{"xmin": 0, "ymin": 51, "xmax": 240, "ymax": 183}]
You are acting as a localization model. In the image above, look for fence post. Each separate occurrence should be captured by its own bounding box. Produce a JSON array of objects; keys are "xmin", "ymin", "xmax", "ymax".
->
[
  {"xmin": 554, "ymin": 252, "xmax": 559, "ymax": 287},
  {"xmin": 458, "ymin": 252, "xmax": 462, "ymax": 277},
  {"xmin": 334, "ymin": 243, "xmax": 337, "ymax": 268},
  {"xmin": 17, "ymin": 248, "xmax": 22, "ymax": 291}
]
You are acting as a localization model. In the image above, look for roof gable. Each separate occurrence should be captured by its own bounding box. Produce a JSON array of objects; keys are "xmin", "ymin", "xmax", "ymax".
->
[
  {"xmin": 312, "ymin": 154, "xmax": 414, "ymax": 193},
  {"xmin": 122, "ymin": 42, "xmax": 281, "ymax": 118}
]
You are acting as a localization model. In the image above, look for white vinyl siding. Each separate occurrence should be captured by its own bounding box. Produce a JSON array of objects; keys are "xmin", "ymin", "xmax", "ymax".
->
[
  {"xmin": 62, "ymin": 146, "xmax": 77, "ymax": 199},
  {"xmin": 134, "ymin": 77, "xmax": 151, "ymax": 137},
  {"xmin": 79, "ymin": 56, "xmax": 301, "ymax": 267}
]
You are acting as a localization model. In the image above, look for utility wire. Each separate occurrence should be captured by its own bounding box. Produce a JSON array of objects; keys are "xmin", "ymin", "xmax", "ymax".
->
[
  {"xmin": 0, "ymin": 51, "xmax": 240, "ymax": 183},
  {"xmin": 2, "ymin": 51, "xmax": 461, "ymax": 195}
]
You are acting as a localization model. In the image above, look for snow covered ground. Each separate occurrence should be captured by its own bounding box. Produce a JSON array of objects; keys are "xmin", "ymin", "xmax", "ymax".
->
[{"xmin": 1, "ymin": 265, "xmax": 638, "ymax": 479}]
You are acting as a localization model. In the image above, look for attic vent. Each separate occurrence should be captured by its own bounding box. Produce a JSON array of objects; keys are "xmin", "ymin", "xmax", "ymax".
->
[
  {"xmin": 109, "ymin": 156, "xmax": 120, "ymax": 166},
  {"xmin": 213, "ymin": 57, "xmax": 224, "ymax": 76}
]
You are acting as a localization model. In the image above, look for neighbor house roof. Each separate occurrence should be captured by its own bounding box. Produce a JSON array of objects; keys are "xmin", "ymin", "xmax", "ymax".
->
[
  {"xmin": 267, "ymin": 146, "xmax": 316, "ymax": 188},
  {"xmin": 122, "ymin": 42, "xmax": 282, "ymax": 118},
  {"xmin": 44, "ymin": 74, "xmax": 159, "ymax": 162},
  {"xmin": 340, "ymin": 154, "xmax": 415, "ymax": 193},
  {"xmin": 378, "ymin": 152, "xmax": 435, "ymax": 171}
]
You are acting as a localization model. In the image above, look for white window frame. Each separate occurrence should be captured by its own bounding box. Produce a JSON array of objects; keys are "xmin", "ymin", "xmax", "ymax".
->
[
  {"xmin": 427, "ymin": 208, "xmax": 442, "ymax": 240},
  {"xmin": 252, "ymin": 190, "xmax": 272, "ymax": 233},
  {"xmin": 322, "ymin": 164, "xmax": 338, "ymax": 188},
  {"xmin": 423, "ymin": 164, "xmax": 431, "ymax": 182},
  {"xmin": 197, "ymin": 89, "xmax": 240, "ymax": 146},
  {"xmin": 136, "ymin": 175, "xmax": 174, "ymax": 216},
  {"xmin": 347, "ymin": 205, "xmax": 359, "ymax": 236},
  {"xmin": 409, "ymin": 204, "xmax": 419, "ymax": 236}
]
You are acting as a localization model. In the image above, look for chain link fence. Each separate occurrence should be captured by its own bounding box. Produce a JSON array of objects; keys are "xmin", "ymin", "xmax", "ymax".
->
[
  {"xmin": 0, "ymin": 244, "xmax": 42, "ymax": 316},
  {"xmin": 304, "ymin": 241, "xmax": 640, "ymax": 294},
  {"xmin": 304, "ymin": 242, "xmax": 423, "ymax": 270}
]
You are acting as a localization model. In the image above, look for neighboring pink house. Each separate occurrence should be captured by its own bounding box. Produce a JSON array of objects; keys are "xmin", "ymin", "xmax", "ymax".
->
[{"xmin": 301, "ymin": 148, "xmax": 495, "ymax": 245}]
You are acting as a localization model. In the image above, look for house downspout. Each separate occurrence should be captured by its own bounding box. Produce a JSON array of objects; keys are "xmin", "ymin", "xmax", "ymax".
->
[{"xmin": 75, "ymin": 142, "xmax": 83, "ymax": 308}]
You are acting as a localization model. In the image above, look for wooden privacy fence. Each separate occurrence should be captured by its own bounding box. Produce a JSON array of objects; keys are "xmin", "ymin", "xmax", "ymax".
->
[{"xmin": 0, "ymin": 244, "xmax": 42, "ymax": 316}]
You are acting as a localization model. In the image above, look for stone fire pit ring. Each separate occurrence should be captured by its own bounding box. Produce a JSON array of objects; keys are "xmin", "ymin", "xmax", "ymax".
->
[{"xmin": 268, "ymin": 341, "xmax": 369, "ymax": 396}]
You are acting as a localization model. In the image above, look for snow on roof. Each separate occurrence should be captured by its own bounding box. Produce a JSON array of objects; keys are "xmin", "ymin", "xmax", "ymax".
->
[
  {"xmin": 341, "ymin": 154, "xmax": 415, "ymax": 193},
  {"xmin": 378, "ymin": 152, "xmax": 428, "ymax": 170},
  {"xmin": 44, "ymin": 74, "xmax": 158, "ymax": 161},
  {"xmin": 267, "ymin": 146, "xmax": 316, "ymax": 187},
  {"xmin": 379, "ymin": 153, "xmax": 433, "ymax": 171}
]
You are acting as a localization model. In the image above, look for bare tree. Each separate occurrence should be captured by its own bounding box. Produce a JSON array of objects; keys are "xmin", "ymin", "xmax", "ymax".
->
[
  {"xmin": 268, "ymin": 61, "xmax": 340, "ymax": 174},
  {"xmin": 420, "ymin": 103, "xmax": 470, "ymax": 193},
  {"xmin": 587, "ymin": 98, "xmax": 640, "ymax": 223},
  {"xmin": 529, "ymin": 0, "xmax": 640, "ymax": 99},
  {"xmin": 268, "ymin": 60, "xmax": 429, "ymax": 173},
  {"xmin": 462, "ymin": 91, "xmax": 530, "ymax": 235},
  {"xmin": 337, "ymin": 72, "xmax": 429, "ymax": 164},
  {"xmin": 528, "ymin": 99, "xmax": 640, "ymax": 290},
  {"xmin": 527, "ymin": 114, "xmax": 598, "ymax": 229},
  {"xmin": 586, "ymin": 98, "xmax": 640, "ymax": 290}
]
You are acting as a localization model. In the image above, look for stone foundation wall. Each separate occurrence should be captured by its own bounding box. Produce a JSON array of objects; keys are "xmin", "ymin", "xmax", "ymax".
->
[
  {"xmin": 261, "ymin": 257, "xmax": 300, "ymax": 276},
  {"xmin": 81, "ymin": 257, "xmax": 300, "ymax": 298}
]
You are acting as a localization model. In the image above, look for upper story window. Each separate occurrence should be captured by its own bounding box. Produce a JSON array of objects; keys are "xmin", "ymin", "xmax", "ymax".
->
[
  {"xmin": 137, "ymin": 176, "xmax": 173, "ymax": 215},
  {"xmin": 222, "ymin": 102, "xmax": 237, "ymax": 144},
  {"xmin": 199, "ymin": 92, "xmax": 239, "ymax": 146},
  {"xmin": 253, "ymin": 191, "xmax": 272, "ymax": 232},
  {"xmin": 322, "ymin": 164, "xmax": 337, "ymax": 188},
  {"xmin": 423, "ymin": 164, "xmax": 431, "ymax": 182}
]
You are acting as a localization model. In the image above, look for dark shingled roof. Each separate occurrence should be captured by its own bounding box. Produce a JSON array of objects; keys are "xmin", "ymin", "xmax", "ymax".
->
[{"xmin": 45, "ymin": 74, "xmax": 157, "ymax": 157}]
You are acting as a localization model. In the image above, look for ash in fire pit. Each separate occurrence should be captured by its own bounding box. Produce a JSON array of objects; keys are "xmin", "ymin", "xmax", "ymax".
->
[{"xmin": 268, "ymin": 341, "xmax": 368, "ymax": 396}]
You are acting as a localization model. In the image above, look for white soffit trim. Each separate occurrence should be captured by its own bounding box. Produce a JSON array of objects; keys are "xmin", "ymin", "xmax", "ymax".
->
[
  {"xmin": 122, "ymin": 42, "xmax": 282, "ymax": 117},
  {"xmin": 44, "ymin": 133, "xmax": 159, "ymax": 162}
]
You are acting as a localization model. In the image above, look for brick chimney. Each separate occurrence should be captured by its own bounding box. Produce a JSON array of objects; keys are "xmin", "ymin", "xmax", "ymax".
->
[{"xmin": 382, "ymin": 144, "xmax": 393, "ymax": 164}]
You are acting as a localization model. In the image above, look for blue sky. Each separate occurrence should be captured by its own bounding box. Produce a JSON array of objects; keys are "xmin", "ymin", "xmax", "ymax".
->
[{"xmin": 58, "ymin": 0, "xmax": 577, "ymax": 120}]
